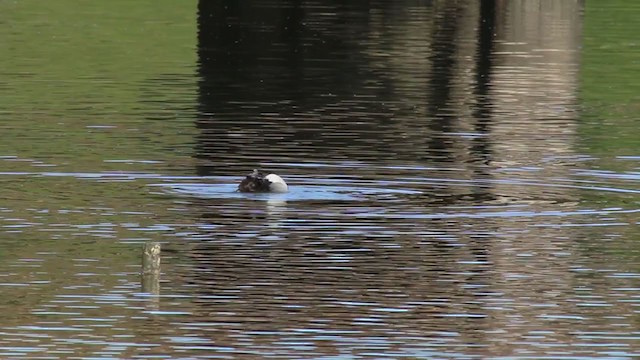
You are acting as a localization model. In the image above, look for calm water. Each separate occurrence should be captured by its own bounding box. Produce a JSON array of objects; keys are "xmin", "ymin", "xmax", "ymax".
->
[{"xmin": 1, "ymin": 0, "xmax": 640, "ymax": 359}]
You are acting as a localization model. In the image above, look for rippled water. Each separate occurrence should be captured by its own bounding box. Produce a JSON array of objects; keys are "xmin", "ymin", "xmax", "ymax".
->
[{"xmin": 1, "ymin": 1, "xmax": 640, "ymax": 359}]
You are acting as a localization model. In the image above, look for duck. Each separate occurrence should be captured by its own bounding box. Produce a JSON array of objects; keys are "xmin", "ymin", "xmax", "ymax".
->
[{"xmin": 237, "ymin": 169, "xmax": 288, "ymax": 193}]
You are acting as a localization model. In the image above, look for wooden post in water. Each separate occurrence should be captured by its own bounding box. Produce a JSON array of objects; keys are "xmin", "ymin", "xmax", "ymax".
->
[{"xmin": 142, "ymin": 242, "xmax": 161, "ymax": 309}]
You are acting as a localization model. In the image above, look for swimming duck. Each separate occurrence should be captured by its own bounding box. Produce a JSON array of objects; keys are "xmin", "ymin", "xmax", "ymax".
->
[{"xmin": 237, "ymin": 169, "xmax": 288, "ymax": 193}]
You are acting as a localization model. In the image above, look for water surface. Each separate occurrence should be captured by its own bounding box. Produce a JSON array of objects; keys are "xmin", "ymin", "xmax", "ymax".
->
[{"xmin": 1, "ymin": 0, "xmax": 640, "ymax": 359}]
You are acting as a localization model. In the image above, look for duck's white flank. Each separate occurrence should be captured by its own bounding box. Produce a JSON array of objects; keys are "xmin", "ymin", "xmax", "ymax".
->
[{"xmin": 265, "ymin": 173, "xmax": 288, "ymax": 193}]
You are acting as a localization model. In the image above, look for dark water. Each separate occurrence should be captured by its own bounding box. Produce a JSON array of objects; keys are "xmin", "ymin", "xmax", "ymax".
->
[{"xmin": 1, "ymin": 0, "xmax": 640, "ymax": 359}]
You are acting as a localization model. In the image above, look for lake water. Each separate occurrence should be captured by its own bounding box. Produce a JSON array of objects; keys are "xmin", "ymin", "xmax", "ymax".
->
[{"xmin": 1, "ymin": 0, "xmax": 640, "ymax": 359}]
